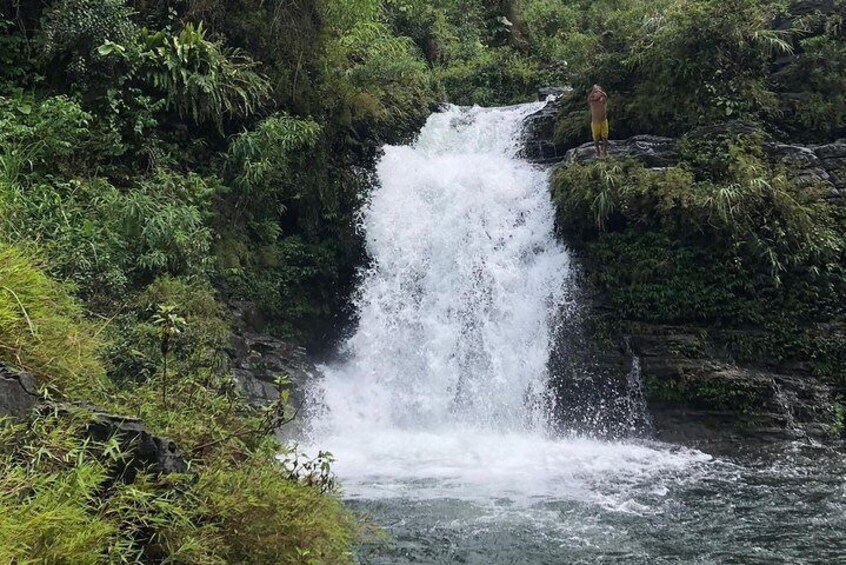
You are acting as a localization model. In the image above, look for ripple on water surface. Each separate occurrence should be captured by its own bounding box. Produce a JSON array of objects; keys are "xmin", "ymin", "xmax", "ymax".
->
[{"xmin": 322, "ymin": 435, "xmax": 846, "ymax": 564}]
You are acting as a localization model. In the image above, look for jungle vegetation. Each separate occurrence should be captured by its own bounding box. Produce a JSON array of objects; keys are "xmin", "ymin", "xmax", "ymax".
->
[{"xmin": 0, "ymin": 0, "xmax": 844, "ymax": 562}]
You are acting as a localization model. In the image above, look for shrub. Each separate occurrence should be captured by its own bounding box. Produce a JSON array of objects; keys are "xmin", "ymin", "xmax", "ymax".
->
[
  {"xmin": 131, "ymin": 23, "xmax": 272, "ymax": 127},
  {"xmin": 0, "ymin": 408, "xmax": 359, "ymax": 564},
  {"xmin": 1, "ymin": 169, "xmax": 216, "ymax": 302},
  {"xmin": 105, "ymin": 276, "xmax": 229, "ymax": 384},
  {"xmin": 553, "ymin": 134, "xmax": 839, "ymax": 281},
  {"xmin": 0, "ymin": 95, "xmax": 122, "ymax": 182},
  {"xmin": 321, "ymin": 20, "xmax": 433, "ymax": 136},
  {"xmin": 38, "ymin": 0, "xmax": 136, "ymax": 86}
]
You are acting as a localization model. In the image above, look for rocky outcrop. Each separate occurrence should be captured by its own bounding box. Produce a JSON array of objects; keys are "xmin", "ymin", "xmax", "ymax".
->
[
  {"xmin": 1, "ymin": 363, "xmax": 188, "ymax": 477},
  {"xmin": 560, "ymin": 135, "xmax": 677, "ymax": 168},
  {"xmin": 523, "ymin": 92, "xmax": 570, "ymax": 163},
  {"xmin": 63, "ymin": 404, "xmax": 190, "ymax": 478},
  {"xmin": 547, "ymin": 302, "xmax": 842, "ymax": 448},
  {"xmin": 629, "ymin": 324, "xmax": 839, "ymax": 449},
  {"xmin": 551, "ymin": 118, "xmax": 846, "ymax": 199},
  {"xmin": 0, "ymin": 365, "xmax": 38, "ymax": 420},
  {"xmin": 526, "ymin": 103, "xmax": 845, "ymax": 446},
  {"xmin": 226, "ymin": 301, "xmax": 322, "ymax": 416}
]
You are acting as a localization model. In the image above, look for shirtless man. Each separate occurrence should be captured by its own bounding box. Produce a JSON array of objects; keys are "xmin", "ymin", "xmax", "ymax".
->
[{"xmin": 588, "ymin": 85, "xmax": 609, "ymax": 158}]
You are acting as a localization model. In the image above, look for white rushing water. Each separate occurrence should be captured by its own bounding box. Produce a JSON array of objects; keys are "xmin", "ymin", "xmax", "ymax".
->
[{"xmin": 305, "ymin": 103, "xmax": 708, "ymax": 505}]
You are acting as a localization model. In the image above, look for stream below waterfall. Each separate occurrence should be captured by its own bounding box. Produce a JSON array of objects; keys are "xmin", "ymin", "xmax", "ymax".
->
[{"xmin": 303, "ymin": 104, "xmax": 846, "ymax": 564}]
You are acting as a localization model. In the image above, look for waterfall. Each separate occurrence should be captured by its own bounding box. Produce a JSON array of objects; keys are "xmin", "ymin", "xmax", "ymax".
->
[
  {"xmin": 309, "ymin": 103, "xmax": 568, "ymax": 435},
  {"xmin": 304, "ymin": 104, "xmax": 706, "ymax": 502}
]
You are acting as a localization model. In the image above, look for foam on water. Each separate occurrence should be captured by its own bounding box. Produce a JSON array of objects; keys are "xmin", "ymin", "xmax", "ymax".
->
[{"xmin": 305, "ymin": 103, "xmax": 709, "ymax": 508}]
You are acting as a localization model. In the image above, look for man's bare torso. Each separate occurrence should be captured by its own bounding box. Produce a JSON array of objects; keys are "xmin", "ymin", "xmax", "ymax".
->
[{"xmin": 588, "ymin": 89, "xmax": 607, "ymax": 122}]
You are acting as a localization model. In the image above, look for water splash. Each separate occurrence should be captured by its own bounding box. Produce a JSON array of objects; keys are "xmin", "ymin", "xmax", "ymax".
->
[{"xmin": 625, "ymin": 356, "xmax": 653, "ymax": 437}]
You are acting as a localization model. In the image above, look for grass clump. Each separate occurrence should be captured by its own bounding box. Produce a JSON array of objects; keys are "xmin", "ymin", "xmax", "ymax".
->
[{"xmin": 0, "ymin": 243, "xmax": 106, "ymax": 398}]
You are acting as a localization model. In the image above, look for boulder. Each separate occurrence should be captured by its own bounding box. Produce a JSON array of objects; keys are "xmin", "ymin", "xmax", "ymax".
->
[
  {"xmin": 560, "ymin": 135, "xmax": 678, "ymax": 168},
  {"xmin": 0, "ymin": 365, "xmax": 38, "ymax": 420},
  {"xmin": 70, "ymin": 405, "xmax": 190, "ymax": 478},
  {"xmin": 523, "ymin": 96, "xmax": 569, "ymax": 163}
]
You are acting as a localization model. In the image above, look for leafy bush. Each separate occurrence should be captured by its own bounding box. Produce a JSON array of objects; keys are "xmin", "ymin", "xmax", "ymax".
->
[
  {"xmin": 0, "ymin": 95, "xmax": 122, "ymax": 181},
  {"xmin": 1, "ymin": 170, "xmax": 216, "ymax": 301},
  {"xmin": 105, "ymin": 276, "xmax": 229, "ymax": 384},
  {"xmin": 321, "ymin": 20, "xmax": 433, "ymax": 136},
  {"xmin": 553, "ymin": 134, "xmax": 840, "ymax": 280},
  {"xmin": 774, "ymin": 17, "xmax": 846, "ymax": 141},
  {"xmin": 38, "ymin": 0, "xmax": 136, "ymax": 85},
  {"xmin": 130, "ymin": 22, "xmax": 271, "ymax": 127},
  {"xmin": 435, "ymin": 45, "xmax": 543, "ymax": 106}
]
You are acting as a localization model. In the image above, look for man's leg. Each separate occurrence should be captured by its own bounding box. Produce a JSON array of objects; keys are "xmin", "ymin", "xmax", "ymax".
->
[
  {"xmin": 592, "ymin": 122, "xmax": 601, "ymax": 157},
  {"xmin": 602, "ymin": 120, "xmax": 610, "ymax": 157}
]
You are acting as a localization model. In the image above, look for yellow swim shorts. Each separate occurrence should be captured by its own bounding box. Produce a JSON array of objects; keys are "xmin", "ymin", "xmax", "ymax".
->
[{"xmin": 591, "ymin": 119, "xmax": 609, "ymax": 142}]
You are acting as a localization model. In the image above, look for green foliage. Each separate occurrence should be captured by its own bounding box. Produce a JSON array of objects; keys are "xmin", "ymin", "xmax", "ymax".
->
[
  {"xmin": 435, "ymin": 45, "xmax": 542, "ymax": 106},
  {"xmin": 644, "ymin": 372, "xmax": 765, "ymax": 412},
  {"xmin": 0, "ymin": 95, "xmax": 122, "ymax": 182},
  {"xmin": 547, "ymin": 0, "xmax": 846, "ymax": 149},
  {"xmin": 0, "ymin": 243, "xmax": 106, "ymax": 397},
  {"xmin": 38, "ymin": 0, "xmax": 136, "ymax": 86},
  {"xmin": 105, "ymin": 277, "xmax": 229, "ymax": 384},
  {"xmin": 1, "ymin": 169, "xmax": 216, "ymax": 301},
  {"xmin": 131, "ymin": 22, "xmax": 271, "ymax": 127},
  {"xmin": 773, "ymin": 11, "xmax": 846, "ymax": 141},
  {"xmin": 0, "ymin": 19, "xmax": 33, "ymax": 94},
  {"xmin": 0, "ymin": 406, "xmax": 358, "ymax": 564},
  {"xmin": 226, "ymin": 113, "xmax": 322, "ymax": 215},
  {"xmin": 554, "ymin": 134, "xmax": 841, "ymax": 281},
  {"xmin": 219, "ymin": 112, "xmax": 363, "ymax": 341},
  {"xmin": 321, "ymin": 20, "xmax": 433, "ymax": 135},
  {"xmin": 552, "ymin": 136, "xmax": 846, "ymax": 379}
]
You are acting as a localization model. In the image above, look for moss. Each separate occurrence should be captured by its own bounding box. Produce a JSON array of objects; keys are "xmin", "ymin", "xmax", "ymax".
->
[{"xmin": 645, "ymin": 372, "xmax": 764, "ymax": 412}]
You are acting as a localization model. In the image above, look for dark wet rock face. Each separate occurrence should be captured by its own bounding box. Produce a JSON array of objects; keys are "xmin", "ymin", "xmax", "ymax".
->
[
  {"xmin": 629, "ymin": 325, "xmax": 838, "ymax": 448},
  {"xmin": 523, "ymin": 94, "xmax": 569, "ymax": 164},
  {"xmin": 525, "ymin": 100, "xmax": 845, "ymax": 445},
  {"xmin": 0, "ymin": 365, "xmax": 38, "ymax": 420},
  {"xmin": 548, "ymin": 299, "xmax": 841, "ymax": 448},
  {"xmin": 226, "ymin": 300, "xmax": 321, "ymax": 415}
]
